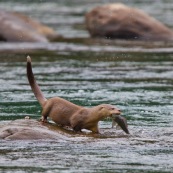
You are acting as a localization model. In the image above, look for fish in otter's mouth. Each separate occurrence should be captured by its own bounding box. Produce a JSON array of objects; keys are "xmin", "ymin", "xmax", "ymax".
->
[{"xmin": 112, "ymin": 115, "xmax": 129, "ymax": 134}]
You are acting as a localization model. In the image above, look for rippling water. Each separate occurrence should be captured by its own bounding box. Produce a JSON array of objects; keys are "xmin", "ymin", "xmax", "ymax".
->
[
  {"xmin": 0, "ymin": 52, "xmax": 173, "ymax": 172},
  {"xmin": 0, "ymin": 0, "xmax": 173, "ymax": 172}
]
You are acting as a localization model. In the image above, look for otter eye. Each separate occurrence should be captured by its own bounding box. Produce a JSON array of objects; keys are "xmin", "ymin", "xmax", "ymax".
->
[
  {"xmin": 100, "ymin": 106, "xmax": 104, "ymax": 110},
  {"xmin": 111, "ymin": 108, "xmax": 115, "ymax": 110}
]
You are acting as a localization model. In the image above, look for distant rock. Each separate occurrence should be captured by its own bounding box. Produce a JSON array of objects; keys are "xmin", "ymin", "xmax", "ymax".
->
[
  {"xmin": 85, "ymin": 3, "xmax": 173, "ymax": 41},
  {"xmin": 0, "ymin": 10, "xmax": 60, "ymax": 42}
]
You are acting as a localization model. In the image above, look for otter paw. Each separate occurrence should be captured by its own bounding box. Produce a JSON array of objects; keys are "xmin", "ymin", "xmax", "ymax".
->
[{"xmin": 40, "ymin": 117, "xmax": 48, "ymax": 123}]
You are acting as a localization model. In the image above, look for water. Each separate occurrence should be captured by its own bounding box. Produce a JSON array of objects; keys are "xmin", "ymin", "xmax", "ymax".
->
[
  {"xmin": 0, "ymin": 52, "xmax": 173, "ymax": 172},
  {"xmin": 0, "ymin": 0, "xmax": 173, "ymax": 172}
]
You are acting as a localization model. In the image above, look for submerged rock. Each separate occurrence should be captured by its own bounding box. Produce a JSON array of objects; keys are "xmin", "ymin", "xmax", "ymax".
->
[
  {"xmin": 0, "ymin": 10, "xmax": 59, "ymax": 42},
  {"xmin": 85, "ymin": 3, "xmax": 173, "ymax": 41}
]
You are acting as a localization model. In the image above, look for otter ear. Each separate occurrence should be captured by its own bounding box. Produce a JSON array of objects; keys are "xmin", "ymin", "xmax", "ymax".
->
[{"xmin": 99, "ymin": 106, "xmax": 105, "ymax": 110}]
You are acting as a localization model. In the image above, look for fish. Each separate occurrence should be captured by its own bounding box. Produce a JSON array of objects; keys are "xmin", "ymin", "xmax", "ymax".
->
[{"xmin": 112, "ymin": 115, "xmax": 129, "ymax": 134}]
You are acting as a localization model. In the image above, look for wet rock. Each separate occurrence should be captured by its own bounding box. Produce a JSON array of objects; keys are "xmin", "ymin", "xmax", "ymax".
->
[
  {"xmin": 0, "ymin": 119, "xmax": 69, "ymax": 140},
  {"xmin": 0, "ymin": 119, "xmax": 131, "ymax": 140},
  {"xmin": 85, "ymin": 3, "xmax": 173, "ymax": 41},
  {"xmin": 0, "ymin": 10, "xmax": 59, "ymax": 42}
]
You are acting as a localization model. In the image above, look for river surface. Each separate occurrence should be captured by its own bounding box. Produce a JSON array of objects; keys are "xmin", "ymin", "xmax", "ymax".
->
[{"xmin": 0, "ymin": 0, "xmax": 173, "ymax": 173}]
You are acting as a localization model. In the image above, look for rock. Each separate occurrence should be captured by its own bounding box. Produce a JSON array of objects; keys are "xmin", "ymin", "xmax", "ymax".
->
[
  {"xmin": 0, "ymin": 119, "xmax": 130, "ymax": 140},
  {"xmin": 85, "ymin": 3, "xmax": 173, "ymax": 41},
  {"xmin": 0, "ymin": 119, "xmax": 70, "ymax": 140},
  {"xmin": 0, "ymin": 10, "xmax": 59, "ymax": 42}
]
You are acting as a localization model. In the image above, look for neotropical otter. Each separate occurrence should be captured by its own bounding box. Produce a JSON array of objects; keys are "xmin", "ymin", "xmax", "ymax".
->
[{"xmin": 27, "ymin": 56, "xmax": 129, "ymax": 134}]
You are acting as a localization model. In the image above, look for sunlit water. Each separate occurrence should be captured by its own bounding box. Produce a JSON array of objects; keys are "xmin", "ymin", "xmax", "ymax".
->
[{"xmin": 0, "ymin": 0, "xmax": 173, "ymax": 172}]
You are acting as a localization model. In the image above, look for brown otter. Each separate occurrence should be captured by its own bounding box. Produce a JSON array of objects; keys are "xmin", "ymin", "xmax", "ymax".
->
[{"xmin": 26, "ymin": 56, "xmax": 129, "ymax": 134}]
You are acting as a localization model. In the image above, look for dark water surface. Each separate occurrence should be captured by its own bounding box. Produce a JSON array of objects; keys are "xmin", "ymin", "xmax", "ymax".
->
[{"xmin": 0, "ymin": 0, "xmax": 173, "ymax": 173}]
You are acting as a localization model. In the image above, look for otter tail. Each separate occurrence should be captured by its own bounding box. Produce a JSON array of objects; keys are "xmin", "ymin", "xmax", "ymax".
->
[{"xmin": 27, "ymin": 56, "xmax": 47, "ymax": 107}]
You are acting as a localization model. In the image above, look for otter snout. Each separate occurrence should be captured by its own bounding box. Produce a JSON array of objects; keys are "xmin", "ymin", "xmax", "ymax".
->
[{"xmin": 111, "ymin": 108, "xmax": 121, "ymax": 116}]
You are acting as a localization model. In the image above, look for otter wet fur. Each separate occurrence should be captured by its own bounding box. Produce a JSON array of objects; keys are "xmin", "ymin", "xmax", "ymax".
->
[{"xmin": 27, "ymin": 56, "xmax": 128, "ymax": 134}]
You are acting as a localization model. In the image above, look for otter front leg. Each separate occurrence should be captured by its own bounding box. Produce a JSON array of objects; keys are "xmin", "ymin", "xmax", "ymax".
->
[
  {"xmin": 73, "ymin": 124, "xmax": 82, "ymax": 133},
  {"xmin": 89, "ymin": 125, "xmax": 100, "ymax": 134}
]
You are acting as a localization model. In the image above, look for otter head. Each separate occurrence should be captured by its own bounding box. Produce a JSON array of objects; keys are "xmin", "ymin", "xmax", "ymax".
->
[
  {"xmin": 98, "ymin": 104, "xmax": 121, "ymax": 119},
  {"xmin": 98, "ymin": 104, "xmax": 129, "ymax": 134}
]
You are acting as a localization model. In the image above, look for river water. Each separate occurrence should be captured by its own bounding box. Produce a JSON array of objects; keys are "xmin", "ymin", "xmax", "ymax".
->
[{"xmin": 0, "ymin": 0, "xmax": 173, "ymax": 173}]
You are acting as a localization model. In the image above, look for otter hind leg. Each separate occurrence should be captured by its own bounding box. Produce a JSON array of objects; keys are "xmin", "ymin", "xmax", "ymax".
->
[
  {"xmin": 40, "ymin": 115, "xmax": 48, "ymax": 123},
  {"xmin": 41, "ymin": 106, "xmax": 50, "ymax": 123}
]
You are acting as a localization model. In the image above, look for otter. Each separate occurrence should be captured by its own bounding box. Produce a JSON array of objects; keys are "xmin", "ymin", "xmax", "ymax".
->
[{"xmin": 26, "ymin": 56, "xmax": 129, "ymax": 134}]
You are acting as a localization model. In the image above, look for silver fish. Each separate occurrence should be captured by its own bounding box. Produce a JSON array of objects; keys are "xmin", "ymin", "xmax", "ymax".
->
[{"xmin": 112, "ymin": 115, "xmax": 129, "ymax": 134}]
